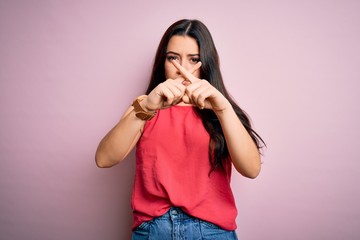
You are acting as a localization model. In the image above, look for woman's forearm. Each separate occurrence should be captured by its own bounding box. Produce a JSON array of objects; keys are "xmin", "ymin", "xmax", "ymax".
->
[
  {"xmin": 215, "ymin": 102, "xmax": 261, "ymax": 178},
  {"xmin": 95, "ymin": 107, "xmax": 145, "ymax": 168}
]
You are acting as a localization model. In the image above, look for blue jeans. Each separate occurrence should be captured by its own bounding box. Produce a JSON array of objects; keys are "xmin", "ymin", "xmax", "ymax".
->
[{"xmin": 132, "ymin": 207, "xmax": 238, "ymax": 240}]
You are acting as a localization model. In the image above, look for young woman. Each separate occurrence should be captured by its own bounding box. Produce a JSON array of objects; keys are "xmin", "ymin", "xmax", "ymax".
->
[{"xmin": 96, "ymin": 19, "xmax": 264, "ymax": 240}]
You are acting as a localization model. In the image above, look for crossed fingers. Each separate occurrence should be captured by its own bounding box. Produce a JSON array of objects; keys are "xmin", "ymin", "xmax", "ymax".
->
[
  {"xmin": 171, "ymin": 60, "xmax": 210, "ymax": 108},
  {"xmin": 168, "ymin": 60, "xmax": 224, "ymax": 110},
  {"xmin": 171, "ymin": 60, "xmax": 201, "ymax": 85}
]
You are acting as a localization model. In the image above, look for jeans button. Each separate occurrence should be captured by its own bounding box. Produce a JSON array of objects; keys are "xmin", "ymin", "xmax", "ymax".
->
[{"xmin": 171, "ymin": 209, "xmax": 178, "ymax": 215}]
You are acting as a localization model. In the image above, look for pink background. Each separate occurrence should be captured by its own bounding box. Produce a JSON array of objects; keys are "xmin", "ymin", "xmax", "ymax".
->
[{"xmin": 1, "ymin": 0, "xmax": 360, "ymax": 239}]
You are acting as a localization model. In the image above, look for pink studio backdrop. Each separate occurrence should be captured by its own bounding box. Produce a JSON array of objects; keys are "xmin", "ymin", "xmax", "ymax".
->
[{"xmin": 1, "ymin": 0, "xmax": 359, "ymax": 239}]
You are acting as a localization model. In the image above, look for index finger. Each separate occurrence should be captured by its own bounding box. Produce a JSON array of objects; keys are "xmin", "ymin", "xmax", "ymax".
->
[{"xmin": 171, "ymin": 60, "xmax": 202, "ymax": 83}]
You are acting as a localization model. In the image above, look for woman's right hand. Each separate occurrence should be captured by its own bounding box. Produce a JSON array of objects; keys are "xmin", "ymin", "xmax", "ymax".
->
[{"xmin": 143, "ymin": 77, "xmax": 187, "ymax": 111}]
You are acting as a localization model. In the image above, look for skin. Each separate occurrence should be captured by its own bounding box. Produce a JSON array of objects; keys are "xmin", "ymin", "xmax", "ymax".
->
[{"xmin": 95, "ymin": 36, "xmax": 261, "ymax": 178}]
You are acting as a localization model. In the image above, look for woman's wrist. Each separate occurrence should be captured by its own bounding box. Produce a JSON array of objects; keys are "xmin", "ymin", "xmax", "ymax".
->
[
  {"xmin": 139, "ymin": 97, "xmax": 154, "ymax": 112},
  {"xmin": 132, "ymin": 95, "xmax": 156, "ymax": 121},
  {"xmin": 213, "ymin": 99, "xmax": 232, "ymax": 116}
]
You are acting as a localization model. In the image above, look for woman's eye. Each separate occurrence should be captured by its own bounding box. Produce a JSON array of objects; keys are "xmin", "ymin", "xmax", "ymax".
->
[
  {"xmin": 191, "ymin": 58, "xmax": 200, "ymax": 63},
  {"xmin": 167, "ymin": 56, "xmax": 178, "ymax": 61}
]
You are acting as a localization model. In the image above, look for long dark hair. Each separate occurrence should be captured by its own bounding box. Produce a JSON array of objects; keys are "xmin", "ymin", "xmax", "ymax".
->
[{"xmin": 146, "ymin": 19, "xmax": 265, "ymax": 170}]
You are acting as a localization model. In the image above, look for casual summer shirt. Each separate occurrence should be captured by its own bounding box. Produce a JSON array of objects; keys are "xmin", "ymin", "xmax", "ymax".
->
[{"xmin": 132, "ymin": 105, "xmax": 237, "ymax": 230}]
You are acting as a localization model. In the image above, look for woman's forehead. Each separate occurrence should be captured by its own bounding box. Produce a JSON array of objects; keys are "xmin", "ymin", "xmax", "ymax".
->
[{"xmin": 167, "ymin": 36, "xmax": 199, "ymax": 54}]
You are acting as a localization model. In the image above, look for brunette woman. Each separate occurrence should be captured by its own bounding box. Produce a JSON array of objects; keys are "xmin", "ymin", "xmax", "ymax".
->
[{"xmin": 96, "ymin": 19, "xmax": 264, "ymax": 240}]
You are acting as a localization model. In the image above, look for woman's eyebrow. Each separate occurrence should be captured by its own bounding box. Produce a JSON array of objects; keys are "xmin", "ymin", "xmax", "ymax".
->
[
  {"xmin": 166, "ymin": 51, "xmax": 180, "ymax": 55},
  {"xmin": 166, "ymin": 51, "xmax": 199, "ymax": 56}
]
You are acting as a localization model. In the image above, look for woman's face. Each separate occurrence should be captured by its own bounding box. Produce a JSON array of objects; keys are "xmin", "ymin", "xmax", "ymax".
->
[{"xmin": 164, "ymin": 35, "xmax": 201, "ymax": 80}]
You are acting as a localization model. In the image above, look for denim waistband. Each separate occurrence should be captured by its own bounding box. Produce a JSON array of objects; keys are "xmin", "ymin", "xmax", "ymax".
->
[
  {"xmin": 132, "ymin": 207, "xmax": 238, "ymax": 239},
  {"xmin": 158, "ymin": 207, "xmax": 195, "ymax": 220}
]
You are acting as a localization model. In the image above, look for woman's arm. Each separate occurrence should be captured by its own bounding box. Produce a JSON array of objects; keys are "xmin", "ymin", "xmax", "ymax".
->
[
  {"xmin": 214, "ymin": 102, "xmax": 261, "ymax": 178},
  {"xmin": 171, "ymin": 60, "xmax": 261, "ymax": 178},
  {"xmin": 95, "ymin": 74, "xmax": 192, "ymax": 168},
  {"xmin": 189, "ymin": 86, "xmax": 261, "ymax": 178},
  {"xmin": 95, "ymin": 106, "xmax": 145, "ymax": 168}
]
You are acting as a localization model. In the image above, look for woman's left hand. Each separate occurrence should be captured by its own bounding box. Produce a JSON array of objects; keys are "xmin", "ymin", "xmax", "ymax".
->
[{"xmin": 171, "ymin": 60, "xmax": 229, "ymax": 112}]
